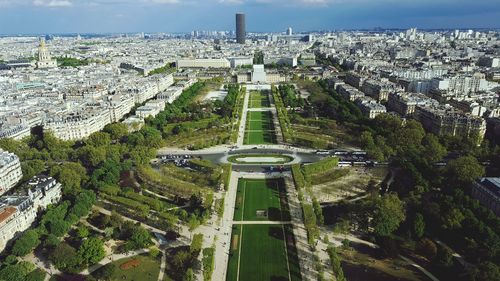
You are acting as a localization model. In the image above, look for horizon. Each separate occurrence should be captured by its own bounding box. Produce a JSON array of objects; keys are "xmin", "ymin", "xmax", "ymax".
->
[
  {"xmin": 1, "ymin": 26, "xmax": 500, "ymax": 37},
  {"xmin": 0, "ymin": 0, "xmax": 499, "ymax": 34}
]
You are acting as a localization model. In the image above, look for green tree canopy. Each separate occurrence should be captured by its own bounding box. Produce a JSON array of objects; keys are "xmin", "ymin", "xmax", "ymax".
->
[
  {"xmin": 78, "ymin": 237, "xmax": 106, "ymax": 265},
  {"xmin": 446, "ymin": 155, "xmax": 485, "ymax": 187},
  {"xmin": 11, "ymin": 230, "xmax": 40, "ymax": 257},
  {"xmin": 372, "ymin": 193, "xmax": 406, "ymax": 236}
]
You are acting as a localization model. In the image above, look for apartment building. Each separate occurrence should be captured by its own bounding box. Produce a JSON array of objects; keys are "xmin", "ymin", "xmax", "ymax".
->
[
  {"xmin": 415, "ymin": 105, "xmax": 486, "ymax": 140},
  {"xmin": 0, "ymin": 175, "xmax": 62, "ymax": 253},
  {"xmin": 44, "ymin": 110, "xmax": 111, "ymax": 141},
  {"xmin": 472, "ymin": 178, "xmax": 500, "ymax": 216},
  {"xmin": 387, "ymin": 92, "xmax": 438, "ymax": 117},
  {"xmin": 355, "ymin": 97, "xmax": 387, "ymax": 119},
  {"xmin": 337, "ymin": 84, "xmax": 365, "ymax": 101},
  {"xmin": 345, "ymin": 72, "xmax": 366, "ymax": 89},
  {"xmin": 0, "ymin": 149, "xmax": 22, "ymax": 196},
  {"xmin": 176, "ymin": 58, "xmax": 230, "ymax": 69}
]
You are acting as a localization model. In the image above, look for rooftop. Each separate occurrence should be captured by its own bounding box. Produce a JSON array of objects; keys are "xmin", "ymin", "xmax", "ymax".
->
[
  {"xmin": 0, "ymin": 206, "xmax": 16, "ymax": 225},
  {"xmin": 478, "ymin": 177, "xmax": 500, "ymax": 198}
]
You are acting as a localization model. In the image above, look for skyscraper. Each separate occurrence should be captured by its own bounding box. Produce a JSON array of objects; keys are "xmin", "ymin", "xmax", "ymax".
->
[
  {"xmin": 236, "ymin": 13, "xmax": 246, "ymax": 44},
  {"xmin": 287, "ymin": 27, "xmax": 293, "ymax": 36}
]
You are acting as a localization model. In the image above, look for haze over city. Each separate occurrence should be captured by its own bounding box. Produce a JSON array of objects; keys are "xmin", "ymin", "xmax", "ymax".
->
[{"xmin": 1, "ymin": 0, "xmax": 500, "ymax": 34}]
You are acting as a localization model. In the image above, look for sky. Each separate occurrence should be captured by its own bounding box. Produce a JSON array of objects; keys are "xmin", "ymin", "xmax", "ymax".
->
[{"xmin": 0, "ymin": 0, "xmax": 499, "ymax": 34}]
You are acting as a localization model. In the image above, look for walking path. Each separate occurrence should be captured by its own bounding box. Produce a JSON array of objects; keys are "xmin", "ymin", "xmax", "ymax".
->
[
  {"xmin": 236, "ymin": 88, "xmax": 250, "ymax": 146},
  {"xmin": 283, "ymin": 174, "xmax": 317, "ymax": 281},
  {"xmin": 157, "ymin": 249, "xmax": 167, "ymax": 281},
  {"xmin": 211, "ymin": 170, "xmax": 241, "ymax": 281}
]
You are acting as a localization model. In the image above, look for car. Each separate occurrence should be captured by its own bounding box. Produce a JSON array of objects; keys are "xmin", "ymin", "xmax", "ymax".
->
[{"xmin": 252, "ymin": 146, "xmax": 258, "ymax": 149}]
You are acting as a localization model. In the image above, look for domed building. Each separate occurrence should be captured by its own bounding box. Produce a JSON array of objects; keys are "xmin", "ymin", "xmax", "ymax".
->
[{"xmin": 36, "ymin": 38, "xmax": 57, "ymax": 69}]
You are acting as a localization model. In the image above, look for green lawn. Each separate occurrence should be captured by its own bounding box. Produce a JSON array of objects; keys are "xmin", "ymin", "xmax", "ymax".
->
[
  {"xmin": 226, "ymin": 224, "xmax": 301, "ymax": 281},
  {"xmin": 94, "ymin": 254, "xmax": 161, "ymax": 281},
  {"xmin": 233, "ymin": 178, "xmax": 290, "ymax": 221},
  {"xmin": 244, "ymin": 131, "xmax": 277, "ymax": 144},
  {"xmin": 244, "ymin": 111, "xmax": 277, "ymax": 145},
  {"xmin": 249, "ymin": 91, "xmax": 271, "ymax": 108}
]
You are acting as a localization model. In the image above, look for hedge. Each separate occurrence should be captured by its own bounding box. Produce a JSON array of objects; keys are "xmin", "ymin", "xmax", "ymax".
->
[
  {"xmin": 291, "ymin": 164, "xmax": 306, "ymax": 189},
  {"xmin": 202, "ymin": 247, "xmax": 215, "ymax": 281},
  {"xmin": 302, "ymin": 157, "xmax": 339, "ymax": 176},
  {"xmin": 100, "ymin": 193, "xmax": 150, "ymax": 215}
]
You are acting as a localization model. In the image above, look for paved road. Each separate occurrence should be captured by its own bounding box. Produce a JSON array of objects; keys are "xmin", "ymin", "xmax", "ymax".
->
[
  {"xmin": 157, "ymin": 148, "xmax": 324, "ymax": 166},
  {"xmin": 232, "ymin": 220, "xmax": 293, "ymax": 225}
]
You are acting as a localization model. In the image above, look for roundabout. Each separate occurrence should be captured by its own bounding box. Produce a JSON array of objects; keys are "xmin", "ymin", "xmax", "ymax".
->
[{"xmin": 226, "ymin": 154, "xmax": 294, "ymax": 164}]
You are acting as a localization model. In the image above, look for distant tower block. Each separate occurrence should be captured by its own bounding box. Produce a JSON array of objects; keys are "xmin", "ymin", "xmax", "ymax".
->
[
  {"xmin": 236, "ymin": 13, "xmax": 246, "ymax": 44},
  {"xmin": 287, "ymin": 27, "xmax": 292, "ymax": 36},
  {"xmin": 36, "ymin": 38, "xmax": 57, "ymax": 69}
]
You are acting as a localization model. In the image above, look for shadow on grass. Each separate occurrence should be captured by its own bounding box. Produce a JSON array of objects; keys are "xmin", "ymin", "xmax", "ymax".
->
[{"xmin": 268, "ymin": 226, "xmax": 284, "ymax": 240}]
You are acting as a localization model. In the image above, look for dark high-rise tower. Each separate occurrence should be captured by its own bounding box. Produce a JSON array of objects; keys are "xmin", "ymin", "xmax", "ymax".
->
[{"xmin": 236, "ymin": 13, "xmax": 246, "ymax": 44}]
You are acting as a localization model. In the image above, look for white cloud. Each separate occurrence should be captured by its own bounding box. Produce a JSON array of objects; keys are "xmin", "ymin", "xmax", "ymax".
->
[
  {"xmin": 219, "ymin": 0, "xmax": 244, "ymax": 4},
  {"xmin": 33, "ymin": 0, "xmax": 72, "ymax": 6},
  {"xmin": 147, "ymin": 0, "xmax": 179, "ymax": 3}
]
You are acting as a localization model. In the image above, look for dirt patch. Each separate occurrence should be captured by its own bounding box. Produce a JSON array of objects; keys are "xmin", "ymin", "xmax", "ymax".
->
[
  {"xmin": 340, "ymin": 247, "xmax": 427, "ymax": 281},
  {"xmin": 120, "ymin": 258, "xmax": 140, "ymax": 270},
  {"xmin": 231, "ymin": 235, "xmax": 239, "ymax": 250},
  {"xmin": 313, "ymin": 167, "xmax": 387, "ymax": 203}
]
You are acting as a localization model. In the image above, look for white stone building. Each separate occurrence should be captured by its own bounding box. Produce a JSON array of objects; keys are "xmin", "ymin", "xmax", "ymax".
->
[
  {"xmin": 0, "ymin": 175, "xmax": 62, "ymax": 253},
  {"xmin": 0, "ymin": 149, "xmax": 22, "ymax": 196},
  {"xmin": 0, "ymin": 196, "xmax": 36, "ymax": 253}
]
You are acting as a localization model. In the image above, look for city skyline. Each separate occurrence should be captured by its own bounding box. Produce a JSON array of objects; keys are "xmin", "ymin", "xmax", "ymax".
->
[{"xmin": 0, "ymin": 0, "xmax": 499, "ymax": 34}]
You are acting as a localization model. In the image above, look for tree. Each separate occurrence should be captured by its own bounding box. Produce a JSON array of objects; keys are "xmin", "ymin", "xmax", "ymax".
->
[
  {"xmin": 416, "ymin": 238, "xmax": 437, "ymax": 260},
  {"xmin": 441, "ymin": 208, "xmax": 465, "ymax": 230},
  {"xmin": 139, "ymin": 126, "xmax": 163, "ymax": 148},
  {"xmin": 473, "ymin": 261, "xmax": 500, "ymax": 281},
  {"xmin": 78, "ymin": 237, "xmax": 106, "ymax": 265},
  {"xmin": 86, "ymin": 131, "xmax": 111, "ymax": 147},
  {"xmin": 50, "ymin": 243, "xmax": 81, "ymax": 272},
  {"xmin": 104, "ymin": 123, "xmax": 129, "ymax": 140},
  {"xmin": 0, "ymin": 261, "xmax": 35, "ymax": 281},
  {"xmin": 44, "ymin": 234, "xmax": 60, "ymax": 248},
  {"xmin": 48, "ymin": 219, "xmax": 71, "ymax": 237},
  {"xmin": 68, "ymin": 190, "xmax": 96, "ymax": 218},
  {"xmin": 422, "ymin": 134, "xmax": 447, "ymax": 163},
  {"xmin": 187, "ymin": 215, "xmax": 200, "ymax": 232},
  {"xmin": 109, "ymin": 211, "xmax": 123, "ymax": 228},
  {"xmin": 94, "ymin": 263, "xmax": 117, "ymax": 281},
  {"xmin": 21, "ymin": 159, "xmax": 46, "ymax": 180},
  {"xmin": 190, "ymin": 234, "xmax": 203, "ymax": 254},
  {"xmin": 125, "ymin": 226, "xmax": 151, "ymax": 250},
  {"xmin": 24, "ymin": 269, "xmax": 46, "ymax": 281},
  {"xmin": 446, "ymin": 156, "xmax": 485, "ymax": 187},
  {"xmin": 433, "ymin": 243, "xmax": 454, "ymax": 268},
  {"xmin": 4, "ymin": 255, "xmax": 18, "ymax": 265},
  {"xmin": 149, "ymin": 247, "xmax": 160, "ymax": 258},
  {"xmin": 173, "ymin": 250, "xmax": 191, "ymax": 269},
  {"xmin": 12, "ymin": 230, "xmax": 40, "ymax": 257},
  {"xmin": 49, "ymin": 162, "xmax": 87, "ymax": 194},
  {"xmin": 372, "ymin": 193, "xmax": 406, "ymax": 237},
  {"xmin": 183, "ymin": 268, "xmax": 195, "ymax": 281},
  {"xmin": 412, "ymin": 213, "xmax": 425, "ymax": 239},
  {"xmin": 77, "ymin": 225, "xmax": 90, "ymax": 238},
  {"xmin": 79, "ymin": 146, "xmax": 107, "ymax": 167}
]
